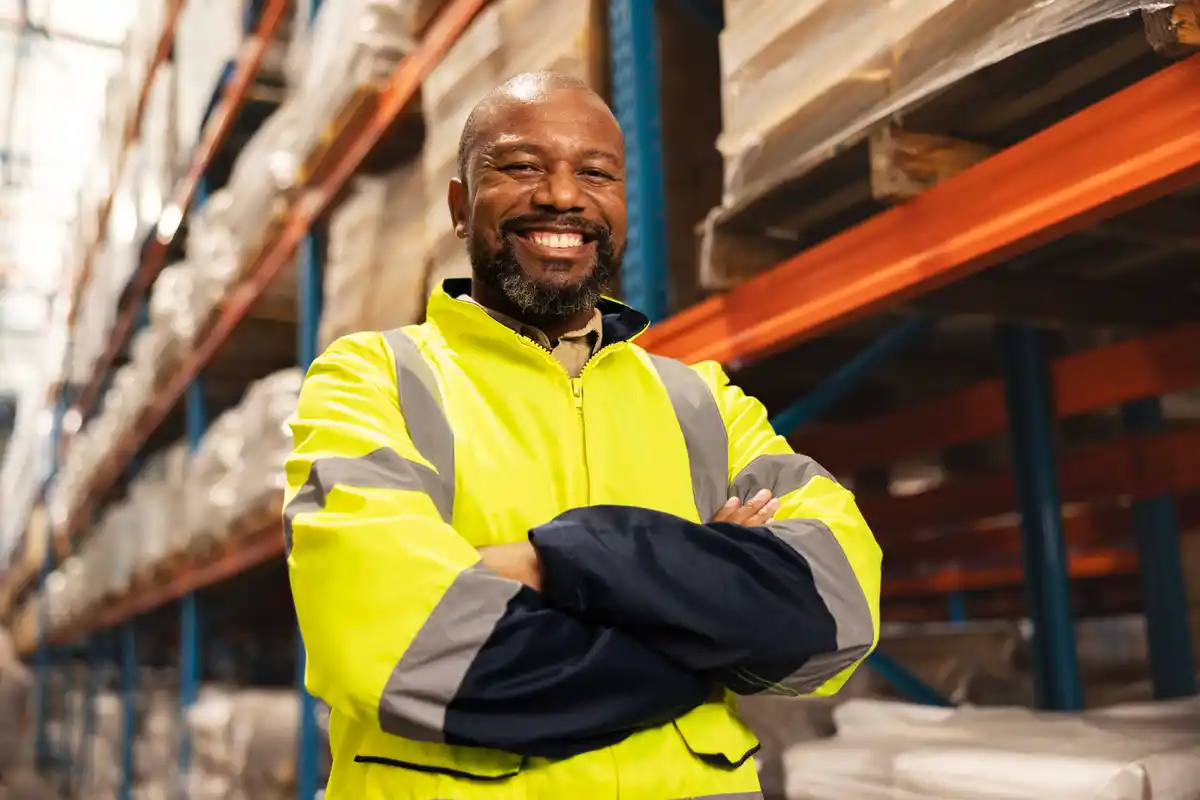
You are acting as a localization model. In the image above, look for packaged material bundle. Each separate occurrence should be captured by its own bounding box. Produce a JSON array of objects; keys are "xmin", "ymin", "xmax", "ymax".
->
[
  {"xmin": 715, "ymin": 0, "xmax": 1162, "ymax": 212},
  {"xmin": 78, "ymin": 691, "xmax": 123, "ymax": 798},
  {"xmin": 420, "ymin": 0, "xmax": 605, "ymax": 294},
  {"xmin": 0, "ymin": 627, "xmax": 31, "ymax": 777},
  {"xmin": 321, "ymin": 164, "xmax": 428, "ymax": 341},
  {"xmin": 287, "ymin": 0, "xmax": 444, "ymax": 164},
  {"xmin": 780, "ymin": 697, "xmax": 1200, "ymax": 799},
  {"xmin": 187, "ymin": 686, "xmax": 304, "ymax": 799},
  {"xmin": 321, "ymin": 175, "xmax": 391, "ymax": 345}
]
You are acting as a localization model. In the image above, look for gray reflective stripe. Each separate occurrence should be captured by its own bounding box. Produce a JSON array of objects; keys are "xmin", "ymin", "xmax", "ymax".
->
[
  {"xmin": 379, "ymin": 562, "xmax": 522, "ymax": 741},
  {"xmin": 283, "ymin": 330, "xmax": 456, "ymax": 555},
  {"xmin": 381, "ymin": 328, "xmax": 455, "ymax": 522},
  {"xmin": 648, "ymin": 354, "xmax": 729, "ymax": 521},
  {"xmin": 768, "ymin": 517, "xmax": 874, "ymax": 693},
  {"xmin": 283, "ymin": 448, "xmax": 443, "ymax": 555},
  {"xmin": 729, "ymin": 453, "xmax": 838, "ymax": 503},
  {"xmin": 678, "ymin": 793, "xmax": 764, "ymax": 799}
]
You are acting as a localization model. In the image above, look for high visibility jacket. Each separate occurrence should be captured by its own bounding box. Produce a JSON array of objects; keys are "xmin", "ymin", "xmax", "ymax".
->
[{"xmin": 285, "ymin": 279, "xmax": 881, "ymax": 799}]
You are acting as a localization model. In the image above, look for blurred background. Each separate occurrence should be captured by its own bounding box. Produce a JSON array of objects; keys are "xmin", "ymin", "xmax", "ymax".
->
[{"xmin": 0, "ymin": 0, "xmax": 1199, "ymax": 797}]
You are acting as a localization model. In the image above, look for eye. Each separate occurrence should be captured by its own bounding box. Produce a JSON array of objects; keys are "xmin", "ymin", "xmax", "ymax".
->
[
  {"xmin": 501, "ymin": 162, "xmax": 539, "ymax": 174},
  {"xmin": 579, "ymin": 168, "xmax": 614, "ymax": 182}
]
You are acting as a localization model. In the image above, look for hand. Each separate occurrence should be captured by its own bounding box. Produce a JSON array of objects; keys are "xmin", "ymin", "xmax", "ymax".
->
[
  {"xmin": 711, "ymin": 488, "xmax": 781, "ymax": 526},
  {"xmin": 478, "ymin": 542, "xmax": 543, "ymax": 591}
]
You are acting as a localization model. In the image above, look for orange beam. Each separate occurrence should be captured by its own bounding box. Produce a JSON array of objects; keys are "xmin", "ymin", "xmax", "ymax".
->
[
  {"xmin": 63, "ymin": 0, "xmax": 184, "ymax": 331},
  {"xmin": 861, "ymin": 426, "xmax": 1200, "ymax": 539},
  {"xmin": 882, "ymin": 548, "xmax": 1138, "ymax": 598},
  {"xmin": 68, "ymin": 0, "xmax": 289, "ymax": 430},
  {"xmin": 640, "ymin": 53, "xmax": 1200, "ymax": 366},
  {"xmin": 57, "ymin": 0, "xmax": 488, "ymax": 547},
  {"xmin": 801, "ymin": 321, "xmax": 1200, "ymax": 474}
]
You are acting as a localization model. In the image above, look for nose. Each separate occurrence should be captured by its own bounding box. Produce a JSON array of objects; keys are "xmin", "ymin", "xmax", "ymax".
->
[{"xmin": 531, "ymin": 163, "xmax": 585, "ymax": 213}]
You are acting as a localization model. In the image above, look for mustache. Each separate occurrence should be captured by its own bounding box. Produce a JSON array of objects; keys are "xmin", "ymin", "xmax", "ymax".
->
[{"xmin": 499, "ymin": 213, "xmax": 610, "ymax": 243}]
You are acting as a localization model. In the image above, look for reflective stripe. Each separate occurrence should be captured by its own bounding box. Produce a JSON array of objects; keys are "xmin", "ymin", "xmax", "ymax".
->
[
  {"xmin": 648, "ymin": 354, "xmax": 729, "ymax": 521},
  {"xmin": 379, "ymin": 562, "xmax": 522, "ymax": 741},
  {"xmin": 729, "ymin": 453, "xmax": 837, "ymax": 502},
  {"xmin": 283, "ymin": 448, "xmax": 443, "ymax": 555},
  {"xmin": 283, "ymin": 330, "xmax": 457, "ymax": 555},
  {"xmin": 381, "ymin": 328, "xmax": 456, "ymax": 521},
  {"xmin": 370, "ymin": 331, "xmax": 516, "ymax": 741},
  {"xmin": 650, "ymin": 358, "xmax": 873, "ymax": 695},
  {"xmin": 767, "ymin": 516, "xmax": 874, "ymax": 692},
  {"xmin": 681, "ymin": 794, "xmax": 764, "ymax": 799}
]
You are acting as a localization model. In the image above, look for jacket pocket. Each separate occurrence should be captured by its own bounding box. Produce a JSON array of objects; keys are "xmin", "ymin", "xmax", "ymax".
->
[
  {"xmin": 672, "ymin": 698, "xmax": 761, "ymax": 769},
  {"xmin": 354, "ymin": 729, "xmax": 525, "ymax": 782}
]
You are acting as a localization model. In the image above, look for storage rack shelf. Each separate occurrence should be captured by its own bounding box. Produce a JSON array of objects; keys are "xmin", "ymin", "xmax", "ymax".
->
[{"xmin": 3, "ymin": 1, "xmax": 1200, "ymax": 796}]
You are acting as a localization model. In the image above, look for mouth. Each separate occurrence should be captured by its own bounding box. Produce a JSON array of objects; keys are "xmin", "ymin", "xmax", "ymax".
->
[{"xmin": 508, "ymin": 226, "xmax": 599, "ymax": 260}]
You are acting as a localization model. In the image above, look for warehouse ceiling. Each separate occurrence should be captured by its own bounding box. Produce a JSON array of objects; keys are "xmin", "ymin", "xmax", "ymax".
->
[{"xmin": 0, "ymin": 0, "xmax": 136, "ymax": 400}]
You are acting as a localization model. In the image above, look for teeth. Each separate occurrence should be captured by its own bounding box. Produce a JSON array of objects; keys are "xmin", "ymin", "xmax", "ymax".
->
[{"xmin": 529, "ymin": 231, "xmax": 583, "ymax": 248}]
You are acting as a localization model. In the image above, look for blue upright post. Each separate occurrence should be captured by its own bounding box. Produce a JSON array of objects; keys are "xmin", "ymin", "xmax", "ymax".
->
[
  {"xmin": 947, "ymin": 591, "xmax": 968, "ymax": 624},
  {"xmin": 608, "ymin": 0, "xmax": 670, "ymax": 322},
  {"xmin": 119, "ymin": 622, "xmax": 137, "ymax": 800},
  {"xmin": 295, "ymin": 224, "xmax": 324, "ymax": 800},
  {"xmin": 1121, "ymin": 398, "xmax": 1196, "ymax": 699},
  {"xmin": 179, "ymin": 378, "xmax": 206, "ymax": 788},
  {"xmin": 997, "ymin": 323, "xmax": 1082, "ymax": 711},
  {"xmin": 33, "ymin": 395, "xmax": 66, "ymax": 772}
]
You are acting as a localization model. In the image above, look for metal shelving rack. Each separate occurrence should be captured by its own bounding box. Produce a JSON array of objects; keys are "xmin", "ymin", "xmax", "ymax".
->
[{"xmin": 8, "ymin": 1, "xmax": 1200, "ymax": 795}]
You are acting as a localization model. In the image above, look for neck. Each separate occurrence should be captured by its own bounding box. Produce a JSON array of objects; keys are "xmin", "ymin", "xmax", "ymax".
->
[{"xmin": 471, "ymin": 283, "xmax": 596, "ymax": 341}]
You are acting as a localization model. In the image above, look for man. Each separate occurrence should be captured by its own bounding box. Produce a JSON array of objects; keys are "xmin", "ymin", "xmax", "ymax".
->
[{"xmin": 286, "ymin": 71, "xmax": 881, "ymax": 799}]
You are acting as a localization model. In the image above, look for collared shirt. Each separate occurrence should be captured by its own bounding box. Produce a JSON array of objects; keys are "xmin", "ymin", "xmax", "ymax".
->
[{"xmin": 463, "ymin": 296, "xmax": 603, "ymax": 378}]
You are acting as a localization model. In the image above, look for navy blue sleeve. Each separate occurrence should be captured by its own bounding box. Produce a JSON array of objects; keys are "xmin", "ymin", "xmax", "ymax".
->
[
  {"xmin": 443, "ymin": 584, "xmax": 711, "ymax": 758},
  {"xmin": 528, "ymin": 505, "xmax": 839, "ymax": 694}
]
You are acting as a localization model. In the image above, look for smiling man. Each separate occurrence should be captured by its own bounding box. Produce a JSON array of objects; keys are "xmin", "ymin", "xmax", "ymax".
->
[{"xmin": 285, "ymin": 72, "xmax": 882, "ymax": 799}]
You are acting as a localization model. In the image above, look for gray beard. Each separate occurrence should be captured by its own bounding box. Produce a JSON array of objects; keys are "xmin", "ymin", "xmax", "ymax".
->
[{"xmin": 469, "ymin": 236, "xmax": 616, "ymax": 323}]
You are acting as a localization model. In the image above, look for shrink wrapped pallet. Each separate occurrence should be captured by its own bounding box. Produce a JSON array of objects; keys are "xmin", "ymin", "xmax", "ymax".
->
[
  {"xmin": 140, "ymin": 62, "xmax": 178, "ymax": 229},
  {"xmin": 366, "ymin": 164, "xmax": 428, "ymax": 330},
  {"xmin": 714, "ymin": 0, "xmax": 1164, "ymax": 217},
  {"xmin": 188, "ymin": 406, "xmax": 246, "ymax": 549},
  {"xmin": 233, "ymin": 369, "xmax": 303, "ymax": 527},
  {"xmin": 286, "ymin": 0, "xmax": 439, "ymax": 165},
  {"xmin": 78, "ymin": 691, "xmax": 123, "ymax": 798},
  {"xmin": 321, "ymin": 175, "xmax": 391, "ymax": 346},
  {"xmin": 779, "ymin": 697, "xmax": 1200, "ymax": 799}
]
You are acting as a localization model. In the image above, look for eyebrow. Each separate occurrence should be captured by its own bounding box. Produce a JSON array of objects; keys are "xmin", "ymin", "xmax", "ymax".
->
[{"xmin": 482, "ymin": 141, "xmax": 621, "ymax": 166}]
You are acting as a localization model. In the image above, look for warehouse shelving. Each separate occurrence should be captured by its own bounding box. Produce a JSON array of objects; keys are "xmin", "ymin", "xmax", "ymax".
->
[{"xmin": 6, "ymin": 0, "xmax": 1200, "ymax": 795}]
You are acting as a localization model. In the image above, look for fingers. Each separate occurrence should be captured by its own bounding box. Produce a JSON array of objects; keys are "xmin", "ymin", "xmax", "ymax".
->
[{"xmin": 710, "ymin": 489, "xmax": 782, "ymax": 525}]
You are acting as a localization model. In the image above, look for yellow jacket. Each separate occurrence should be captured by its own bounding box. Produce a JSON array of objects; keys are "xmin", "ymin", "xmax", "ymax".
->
[{"xmin": 285, "ymin": 279, "xmax": 881, "ymax": 799}]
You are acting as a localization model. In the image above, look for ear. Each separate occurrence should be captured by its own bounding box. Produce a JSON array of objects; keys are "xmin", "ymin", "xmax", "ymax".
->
[{"xmin": 448, "ymin": 178, "xmax": 468, "ymax": 239}]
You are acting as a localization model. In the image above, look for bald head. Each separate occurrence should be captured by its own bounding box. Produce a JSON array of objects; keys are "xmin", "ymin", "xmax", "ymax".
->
[{"xmin": 456, "ymin": 71, "xmax": 618, "ymax": 187}]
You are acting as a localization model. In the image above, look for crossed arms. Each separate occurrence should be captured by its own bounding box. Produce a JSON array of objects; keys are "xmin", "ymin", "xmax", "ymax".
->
[{"xmin": 285, "ymin": 334, "xmax": 881, "ymax": 758}]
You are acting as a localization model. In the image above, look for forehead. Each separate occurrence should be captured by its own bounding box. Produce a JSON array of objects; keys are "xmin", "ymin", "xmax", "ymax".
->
[{"xmin": 474, "ymin": 88, "xmax": 624, "ymax": 161}]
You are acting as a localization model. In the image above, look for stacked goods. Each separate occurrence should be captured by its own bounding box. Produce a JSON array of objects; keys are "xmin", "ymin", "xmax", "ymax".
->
[
  {"xmin": 419, "ymin": 0, "xmax": 606, "ymax": 295},
  {"xmin": 287, "ymin": 0, "xmax": 447, "ymax": 162},
  {"xmin": 185, "ymin": 686, "xmax": 320, "ymax": 799},
  {"xmin": 321, "ymin": 176, "xmax": 392, "ymax": 346},
  {"xmin": 78, "ymin": 691, "xmax": 124, "ymax": 798},
  {"xmin": 778, "ymin": 696, "xmax": 1200, "ymax": 799},
  {"xmin": 706, "ymin": 0, "xmax": 1164, "ymax": 285},
  {"xmin": 320, "ymin": 164, "xmax": 427, "ymax": 344},
  {"xmin": 0, "ymin": 627, "xmax": 31, "ymax": 778}
]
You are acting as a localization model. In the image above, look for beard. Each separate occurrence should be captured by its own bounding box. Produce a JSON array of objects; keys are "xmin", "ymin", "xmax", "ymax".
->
[{"xmin": 468, "ymin": 214, "xmax": 619, "ymax": 325}]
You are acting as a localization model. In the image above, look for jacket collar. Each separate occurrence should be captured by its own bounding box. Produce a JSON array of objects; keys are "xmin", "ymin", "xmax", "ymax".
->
[{"xmin": 429, "ymin": 278, "xmax": 650, "ymax": 349}]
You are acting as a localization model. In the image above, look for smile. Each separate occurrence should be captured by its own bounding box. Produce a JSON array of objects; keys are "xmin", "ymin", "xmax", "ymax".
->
[{"xmin": 511, "ymin": 228, "xmax": 597, "ymax": 258}]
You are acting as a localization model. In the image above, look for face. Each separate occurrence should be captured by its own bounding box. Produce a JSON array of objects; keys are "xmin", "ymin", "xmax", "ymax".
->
[{"xmin": 449, "ymin": 82, "xmax": 627, "ymax": 323}]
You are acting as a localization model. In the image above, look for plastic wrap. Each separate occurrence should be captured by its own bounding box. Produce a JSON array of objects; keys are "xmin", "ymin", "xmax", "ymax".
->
[
  {"xmin": 780, "ymin": 697, "xmax": 1200, "ymax": 799},
  {"xmin": 321, "ymin": 175, "xmax": 390, "ymax": 346},
  {"xmin": 366, "ymin": 164, "xmax": 428, "ymax": 330},
  {"xmin": 233, "ymin": 369, "xmax": 303, "ymax": 526},
  {"xmin": 188, "ymin": 406, "xmax": 246, "ymax": 548},
  {"xmin": 286, "ymin": 0, "xmax": 429, "ymax": 166},
  {"xmin": 140, "ymin": 62, "xmax": 178, "ymax": 230},
  {"xmin": 715, "ymin": 0, "xmax": 1168, "ymax": 212},
  {"xmin": 174, "ymin": 0, "xmax": 250, "ymax": 158},
  {"xmin": 0, "ymin": 627, "xmax": 31, "ymax": 777}
]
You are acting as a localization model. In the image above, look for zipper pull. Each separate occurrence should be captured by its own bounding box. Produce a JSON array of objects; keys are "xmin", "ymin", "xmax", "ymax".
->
[{"xmin": 569, "ymin": 378, "xmax": 583, "ymax": 409}]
